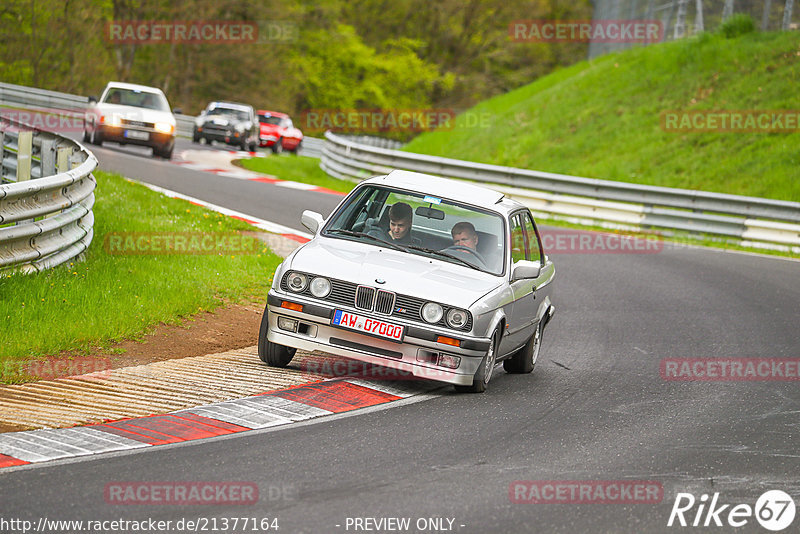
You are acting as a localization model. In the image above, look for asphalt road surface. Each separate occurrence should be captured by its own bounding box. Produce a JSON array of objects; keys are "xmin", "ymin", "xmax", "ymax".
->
[{"xmin": 1, "ymin": 139, "xmax": 798, "ymax": 533}]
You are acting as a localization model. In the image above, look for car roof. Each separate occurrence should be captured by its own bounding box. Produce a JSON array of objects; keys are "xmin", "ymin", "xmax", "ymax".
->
[
  {"xmin": 257, "ymin": 110, "xmax": 289, "ymax": 118},
  {"xmin": 363, "ymin": 170, "xmax": 520, "ymax": 212},
  {"xmin": 104, "ymin": 82, "xmax": 166, "ymax": 95},
  {"xmin": 208, "ymin": 101, "xmax": 252, "ymax": 111}
]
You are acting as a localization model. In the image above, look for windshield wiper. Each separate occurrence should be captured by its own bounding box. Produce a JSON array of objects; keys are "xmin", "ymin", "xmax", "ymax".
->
[
  {"xmin": 326, "ymin": 229, "xmax": 409, "ymax": 252},
  {"xmin": 406, "ymin": 245, "xmax": 482, "ymax": 271}
]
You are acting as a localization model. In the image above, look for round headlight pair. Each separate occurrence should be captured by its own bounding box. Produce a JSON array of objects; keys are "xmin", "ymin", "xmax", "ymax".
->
[
  {"xmin": 421, "ymin": 302, "xmax": 468, "ymax": 329},
  {"xmin": 421, "ymin": 302, "xmax": 443, "ymax": 323},
  {"xmin": 286, "ymin": 272, "xmax": 308, "ymax": 292},
  {"xmin": 309, "ymin": 276, "xmax": 331, "ymax": 298},
  {"xmin": 286, "ymin": 272, "xmax": 331, "ymax": 298},
  {"xmin": 446, "ymin": 308, "xmax": 469, "ymax": 329}
]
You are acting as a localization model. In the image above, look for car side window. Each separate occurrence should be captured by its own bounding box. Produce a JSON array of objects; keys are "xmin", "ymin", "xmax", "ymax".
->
[
  {"xmin": 510, "ymin": 214, "xmax": 526, "ymax": 264},
  {"xmin": 521, "ymin": 212, "xmax": 542, "ymax": 263}
]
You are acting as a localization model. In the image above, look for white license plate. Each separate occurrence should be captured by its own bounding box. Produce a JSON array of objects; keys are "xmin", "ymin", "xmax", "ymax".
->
[
  {"xmin": 331, "ymin": 310, "xmax": 404, "ymax": 342},
  {"xmin": 124, "ymin": 130, "xmax": 149, "ymax": 140}
]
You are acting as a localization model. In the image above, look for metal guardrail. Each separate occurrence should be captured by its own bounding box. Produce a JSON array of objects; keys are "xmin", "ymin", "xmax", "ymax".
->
[
  {"xmin": 0, "ymin": 117, "xmax": 97, "ymax": 273},
  {"xmin": 321, "ymin": 132, "xmax": 800, "ymax": 249}
]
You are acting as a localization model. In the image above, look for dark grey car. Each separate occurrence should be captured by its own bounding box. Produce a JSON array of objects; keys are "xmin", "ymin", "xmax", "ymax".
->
[{"xmin": 193, "ymin": 101, "xmax": 258, "ymax": 151}]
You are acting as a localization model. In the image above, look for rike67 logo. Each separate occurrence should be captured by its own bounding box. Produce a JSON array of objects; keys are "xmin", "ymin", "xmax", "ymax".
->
[{"xmin": 668, "ymin": 490, "xmax": 796, "ymax": 531}]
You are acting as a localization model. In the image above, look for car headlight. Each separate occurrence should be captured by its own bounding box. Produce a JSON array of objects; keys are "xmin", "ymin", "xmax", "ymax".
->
[
  {"xmin": 104, "ymin": 115, "xmax": 122, "ymax": 127},
  {"xmin": 446, "ymin": 308, "xmax": 469, "ymax": 329},
  {"xmin": 155, "ymin": 122, "xmax": 174, "ymax": 134},
  {"xmin": 309, "ymin": 277, "xmax": 331, "ymax": 298},
  {"xmin": 421, "ymin": 302, "xmax": 443, "ymax": 324},
  {"xmin": 286, "ymin": 272, "xmax": 308, "ymax": 292}
]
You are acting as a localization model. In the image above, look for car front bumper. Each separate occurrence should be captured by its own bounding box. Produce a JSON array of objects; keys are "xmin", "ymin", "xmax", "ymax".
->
[
  {"xmin": 266, "ymin": 291, "xmax": 490, "ymax": 386},
  {"xmin": 98, "ymin": 125, "xmax": 174, "ymax": 149}
]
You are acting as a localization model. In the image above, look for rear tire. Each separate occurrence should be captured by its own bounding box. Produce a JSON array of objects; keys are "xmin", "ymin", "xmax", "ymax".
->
[
  {"xmin": 504, "ymin": 324, "xmax": 541, "ymax": 374},
  {"xmin": 455, "ymin": 330, "xmax": 498, "ymax": 393},
  {"xmin": 258, "ymin": 304, "xmax": 296, "ymax": 367}
]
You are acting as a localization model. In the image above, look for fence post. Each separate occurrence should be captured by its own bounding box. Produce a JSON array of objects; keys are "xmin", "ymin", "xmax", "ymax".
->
[
  {"xmin": 41, "ymin": 139, "xmax": 59, "ymax": 219},
  {"xmin": 695, "ymin": 0, "xmax": 704, "ymax": 32},
  {"xmin": 722, "ymin": 0, "xmax": 734, "ymax": 21},
  {"xmin": 16, "ymin": 131, "xmax": 32, "ymax": 182},
  {"xmin": 674, "ymin": 0, "xmax": 689, "ymax": 38},
  {"xmin": 56, "ymin": 146, "xmax": 73, "ymax": 174},
  {"xmin": 783, "ymin": 0, "xmax": 795, "ymax": 30}
]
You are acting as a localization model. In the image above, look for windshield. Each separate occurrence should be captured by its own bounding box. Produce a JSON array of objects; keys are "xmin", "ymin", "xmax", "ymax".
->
[
  {"xmin": 259, "ymin": 115, "xmax": 282, "ymax": 125},
  {"xmin": 323, "ymin": 185, "xmax": 506, "ymax": 275},
  {"xmin": 209, "ymin": 106, "xmax": 249, "ymax": 121},
  {"xmin": 102, "ymin": 88, "xmax": 170, "ymax": 111}
]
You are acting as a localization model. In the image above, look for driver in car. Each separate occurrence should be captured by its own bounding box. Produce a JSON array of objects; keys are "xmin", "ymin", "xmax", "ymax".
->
[
  {"xmin": 447, "ymin": 221, "xmax": 488, "ymax": 268},
  {"xmin": 451, "ymin": 221, "xmax": 479, "ymax": 250}
]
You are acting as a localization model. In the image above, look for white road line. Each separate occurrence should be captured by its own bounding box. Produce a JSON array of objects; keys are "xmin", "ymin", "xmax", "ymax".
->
[{"xmin": 136, "ymin": 182, "xmax": 312, "ymax": 239}]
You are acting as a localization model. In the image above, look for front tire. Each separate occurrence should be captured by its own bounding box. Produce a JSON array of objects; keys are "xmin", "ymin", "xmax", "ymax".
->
[
  {"xmin": 272, "ymin": 137, "xmax": 283, "ymax": 154},
  {"xmin": 153, "ymin": 144, "xmax": 173, "ymax": 160},
  {"xmin": 257, "ymin": 304, "xmax": 296, "ymax": 367},
  {"xmin": 455, "ymin": 330, "xmax": 498, "ymax": 393},
  {"xmin": 90, "ymin": 127, "xmax": 102, "ymax": 146},
  {"xmin": 504, "ymin": 324, "xmax": 541, "ymax": 374}
]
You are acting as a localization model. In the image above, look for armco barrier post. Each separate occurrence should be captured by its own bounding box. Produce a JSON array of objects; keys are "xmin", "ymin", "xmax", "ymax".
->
[{"xmin": 16, "ymin": 131, "xmax": 32, "ymax": 182}]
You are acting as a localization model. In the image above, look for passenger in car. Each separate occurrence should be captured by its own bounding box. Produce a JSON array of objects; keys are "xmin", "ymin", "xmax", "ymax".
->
[
  {"xmin": 451, "ymin": 221, "xmax": 479, "ymax": 250},
  {"xmin": 366, "ymin": 202, "xmax": 419, "ymax": 245}
]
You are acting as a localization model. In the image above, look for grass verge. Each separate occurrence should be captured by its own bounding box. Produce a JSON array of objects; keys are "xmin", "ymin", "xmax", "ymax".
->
[
  {"xmin": 404, "ymin": 30, "xmax": 800, "ymax": 202},
  {"xmin": 0, "ymin": 170, "xmax": 283, "ymax": 384},
  {"xmin": 236, "ymin": 154, "xmax": 356, "ymax": 193}
]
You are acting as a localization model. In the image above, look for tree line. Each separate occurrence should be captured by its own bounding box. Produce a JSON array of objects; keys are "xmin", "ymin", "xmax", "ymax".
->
[{"xmin": 0, "ymin": 0, "xmax": 591, "ymax": 122}]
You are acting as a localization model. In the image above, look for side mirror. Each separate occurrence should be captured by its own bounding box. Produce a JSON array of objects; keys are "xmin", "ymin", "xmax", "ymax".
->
[
  {"xmin": 301, "ymin": 210, "xmax": 324, "ymax": 234},
  {"xmin": 88, "ymin": 96, "xmax": 97, "ymax": 104},
  {"xmin": 173, "ymin": 108, "xmax": 182, "ymax": 114},
  {"xmin": 511, "ymin": 260, "xmax": 541, "ymax": 281}
]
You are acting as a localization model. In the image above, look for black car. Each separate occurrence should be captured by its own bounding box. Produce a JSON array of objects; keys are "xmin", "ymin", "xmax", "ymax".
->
[{"xmin": 193, "ymin": 101, "xmax": 258, "ymax": 151}]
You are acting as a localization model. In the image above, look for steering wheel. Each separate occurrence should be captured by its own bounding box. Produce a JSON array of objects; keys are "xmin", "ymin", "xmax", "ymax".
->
[{"xmin": 443, "ymin": 245, "xmax": 487, "ymax": 268}]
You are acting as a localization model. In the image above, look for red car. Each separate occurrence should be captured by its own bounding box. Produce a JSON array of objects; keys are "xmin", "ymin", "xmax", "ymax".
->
[{"xmin": 257, "ymin": 110, "xmax": 303, "ymax": 154}]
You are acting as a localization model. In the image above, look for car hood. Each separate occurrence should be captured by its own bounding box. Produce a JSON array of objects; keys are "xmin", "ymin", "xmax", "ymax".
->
[
  {"xmin": 95, "ymin": 104, "xmax": 175, "ymax": 124},
  {"xmin": 259, "ymin": 123, "xmax": 281, "ymax": 134},
  {"xmin": 202, "ymin": 113, "xmax": 245, "ymax": 127},
  {"xmin": 288, "ymin": 237, "xmax": 502, "ymax": 309}
]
